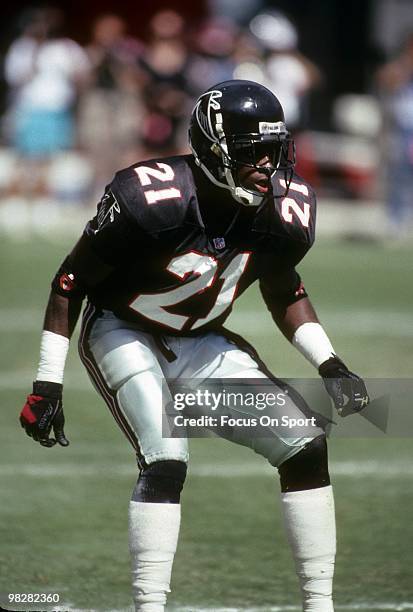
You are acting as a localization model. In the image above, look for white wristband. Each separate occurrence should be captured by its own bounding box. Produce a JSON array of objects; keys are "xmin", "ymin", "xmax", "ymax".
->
[
  {"xmin": 36, "ymin": 331, "xmax": 69, "ymax": 384},
  {"xmin": 292, "ymin": 322, "xmax": 335, "ymax": 369}
]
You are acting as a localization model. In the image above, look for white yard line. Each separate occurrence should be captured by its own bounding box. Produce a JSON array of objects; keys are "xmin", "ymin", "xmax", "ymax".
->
[
  {"xmin": 175, "ymin": 607, "xmax": 413, "ymax": 611},
  {"xmin": 0, "ymin": 306, "xmax": 412, "ymax": 391},
  {"xmin": 170, "ymin": 606, "xmax": 413, "ymax": 611},
  {"xmin": 229, "ymin": 310, "xmax": 413, "ymax": 338},
  {"xmin": 191, "ymin": 461, "xmax": 413, "ymax": 478},
  {"xmin": 1, "ymin": 308, "xmax": 413, "ymax": 337},
  {"xmin": 47, "ymin": 603, "xmax": 413, "ymax": 611},
  {"xmin": 0, "ymin": 461, "xmax": 412, "ymax": 479}
]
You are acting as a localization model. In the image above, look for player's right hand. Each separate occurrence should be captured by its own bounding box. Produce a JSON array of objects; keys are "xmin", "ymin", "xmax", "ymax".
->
[{"xmin": 20, "ymin": 381, "xmax": 69, "ymax": 448}]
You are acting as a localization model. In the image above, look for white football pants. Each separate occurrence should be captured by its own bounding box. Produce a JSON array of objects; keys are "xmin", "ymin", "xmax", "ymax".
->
[{"xmin": 79, "ymin": 305, "xmax": 323, "ymax": 467}]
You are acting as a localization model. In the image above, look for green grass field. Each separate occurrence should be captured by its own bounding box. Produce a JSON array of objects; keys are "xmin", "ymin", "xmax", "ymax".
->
[{"xmin": 1, "ymin": 232, "xmax": 413, "ymax": 612}]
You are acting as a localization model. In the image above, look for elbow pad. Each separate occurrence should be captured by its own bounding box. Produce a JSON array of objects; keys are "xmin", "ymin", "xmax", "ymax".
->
[{"xmin": 51, "ymin": 257, "xmax": 86, "ymax": 299}]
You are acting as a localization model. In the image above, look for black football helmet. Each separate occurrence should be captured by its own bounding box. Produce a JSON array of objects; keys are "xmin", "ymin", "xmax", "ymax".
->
[{"xmin": 189, "ymin": 79, "xmax": 295, "ymax": 206}]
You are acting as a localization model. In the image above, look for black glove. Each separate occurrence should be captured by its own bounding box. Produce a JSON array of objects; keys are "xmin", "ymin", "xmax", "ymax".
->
[
  {"xmin": 319, "ymin": 355, "xmax": 370, "ymax": 417},
  {"xmin": 20, "ymin": 381, "xmax": 69, "ymax": 447}
]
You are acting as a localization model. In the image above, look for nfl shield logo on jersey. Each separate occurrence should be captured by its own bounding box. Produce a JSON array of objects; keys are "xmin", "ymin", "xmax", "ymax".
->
[{"xmin": 213, "ymin": 237, "xmax": 226, "ymax": 250}]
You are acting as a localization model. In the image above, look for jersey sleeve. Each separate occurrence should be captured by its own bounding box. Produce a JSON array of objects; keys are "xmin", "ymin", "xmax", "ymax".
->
[
  {"xmin": 271, "ymin": 173, "xmax": 317, "ymax": 249},
  {"xmin": 258, "ymin": 209, "xmax": 314, "ymax": 303},
  {"xmin": 51, "ymin": 178, "xmax": 149, "ymax": 297},
  {"xmin": 259, "ymin": 265, "xmax": 308, "ymax": 319},
  {"xmin": 83, "ymin": 180, "xmax": 144, "ymax": 266},
  {"xmin": 259, "ymin": 173, "xmax": 317, "ymax": 317}
]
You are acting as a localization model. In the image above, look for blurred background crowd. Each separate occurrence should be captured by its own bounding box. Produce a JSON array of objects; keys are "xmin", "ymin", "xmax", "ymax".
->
[{"xmin": 0, "ymin": 0, "xmax": 412, "ymax": 242}]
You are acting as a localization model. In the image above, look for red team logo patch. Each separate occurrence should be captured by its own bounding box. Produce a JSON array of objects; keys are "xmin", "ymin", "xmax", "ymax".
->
[{"xmin": 59, "ymin": 273, "xmax": 75, "ymax": 292}]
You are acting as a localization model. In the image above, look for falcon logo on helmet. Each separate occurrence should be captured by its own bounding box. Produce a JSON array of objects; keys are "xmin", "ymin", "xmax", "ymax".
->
[
  {"xmin": 194, "ymin": 90, "xmax": 223, "ymax": 141},
  {"xmin": 189, "ymin": 79, "xmax": 295, "ymax": 206}
]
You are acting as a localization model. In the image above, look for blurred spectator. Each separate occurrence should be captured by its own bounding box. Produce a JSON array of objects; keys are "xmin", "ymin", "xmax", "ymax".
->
[
  {"xmin": 186, "ymin": 17, "xmax": 238, "ymax": 97},
  {"xmin": 138, "ymin": 9, "xmax": 193, "ymax": 155},
  {"xmin": 376, "ymin": 32, "xmax": 413, "ymax": 238},
  {"xmin": 232, "ymin": 30, "xmax": 267, "ymax": 85},
  {"xmin": 79, "ymin": 13, "xmax": 146, "ymax": 195},
  {"xmin": 208, "ymin": 0, "xmax": 265, "ymax": 26},
  {"xmin": 249, "ymin": 10, "xmax": 322, "ymax": 131},
  {"xmin": 3, "ymin": 6, "xmax": 91, "ymax": 199}
]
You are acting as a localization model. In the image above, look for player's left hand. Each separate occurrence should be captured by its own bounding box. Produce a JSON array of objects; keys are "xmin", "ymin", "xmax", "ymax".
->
[
  {"xmin": 319, "ymin": 355, "xmax": 370, "ymax": 417},
  {"xmin": 20, "ymin": 381, "xmax": 69, "ymax": 447}
]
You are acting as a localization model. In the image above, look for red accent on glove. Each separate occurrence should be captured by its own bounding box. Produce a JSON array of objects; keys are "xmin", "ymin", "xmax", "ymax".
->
[{"xmin": 21, "ymin": 395, "xmax": 43, "ymax": 424}]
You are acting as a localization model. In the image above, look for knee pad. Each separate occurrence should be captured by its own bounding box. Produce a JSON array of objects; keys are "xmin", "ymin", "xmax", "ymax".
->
[
  {"xmin": 278, "ymin": 435, "xmax": 330, "ymax": 493},
  {"xmin": 132, "ymin": 460, "xmax": 187, "ymax": 503}
]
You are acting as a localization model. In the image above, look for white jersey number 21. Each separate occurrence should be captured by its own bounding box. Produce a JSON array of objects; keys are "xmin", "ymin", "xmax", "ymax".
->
[{"xmin": 129, "ymin": 251, "xmax": 250, "ymax": 331}]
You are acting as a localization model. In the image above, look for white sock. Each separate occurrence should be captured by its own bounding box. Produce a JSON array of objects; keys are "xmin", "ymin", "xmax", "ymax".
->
[
  {"xmin": 128, "ymin": 501, "xmax": 181, "ymax": 612},
  {"xmin": 281, "ymin": 485, "xmax": 336, "ymax": 612}
]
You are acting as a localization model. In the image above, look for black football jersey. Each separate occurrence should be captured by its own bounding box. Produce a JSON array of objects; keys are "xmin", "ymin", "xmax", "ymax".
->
[{"xmin": 60, "ymin": 155, "xmax": 316, "ymax": 335}]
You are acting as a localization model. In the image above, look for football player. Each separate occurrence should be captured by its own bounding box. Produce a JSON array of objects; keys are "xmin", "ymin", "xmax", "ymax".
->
[{"xmin": 20, "ymin": 80, "xmax": 369, "ymax": 611}]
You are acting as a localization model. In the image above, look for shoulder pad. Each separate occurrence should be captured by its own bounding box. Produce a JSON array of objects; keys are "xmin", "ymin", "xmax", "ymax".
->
[{"xmin": 112, "ymin": 155, "xmax": 200, "ymax": 236}]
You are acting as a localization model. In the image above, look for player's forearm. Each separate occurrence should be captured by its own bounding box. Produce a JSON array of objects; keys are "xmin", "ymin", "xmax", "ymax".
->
[
  {"xmin": 43, "ymin": 290, "xmax": 83, "ymax": 339},
  {"xmin": 274, "ymin": 297, "xmax": 335, "ymax": 369},
  {"xmin": 36, "ymin": 291, "xmax": 83, "ymax": 384},
  {"xmin": 272, "ymin": 296, "xmax": 319, "ymax": 341}
]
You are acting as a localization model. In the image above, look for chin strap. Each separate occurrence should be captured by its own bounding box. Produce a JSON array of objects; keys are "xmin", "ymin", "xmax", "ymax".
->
[
  {"xmin": 233, "ymin": 186, "xmax": 263, "ymax": 207},
  {"xmin": 191, "ymin": 145, "xmax": 264, "ymax": 207},
  {"xmin": 218, "ymin": 134, "xmax": 264, "ymax": 207},
  {"xmin": 224, "ymin": 165, "xmax": 263, "ymax": 207}
]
